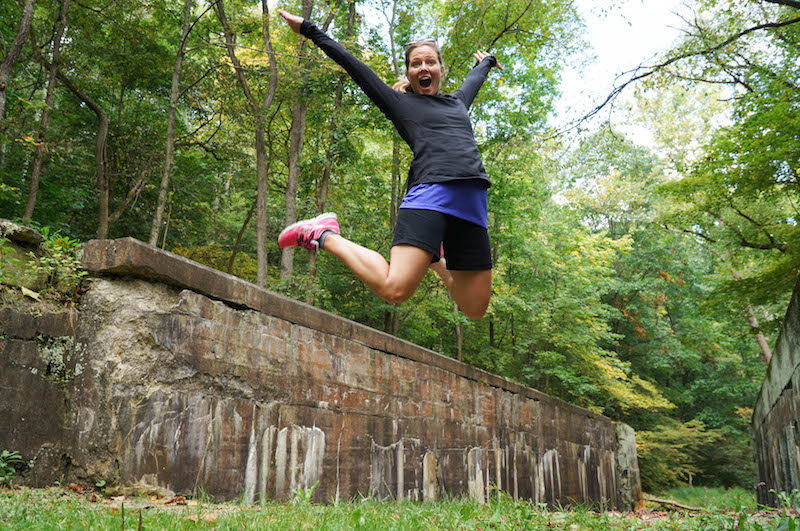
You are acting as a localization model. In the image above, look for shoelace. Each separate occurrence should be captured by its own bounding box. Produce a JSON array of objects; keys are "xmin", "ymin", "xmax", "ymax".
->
[{"xmin": 296, "ymin": 225, "xmax": 315, "ymax": 249}]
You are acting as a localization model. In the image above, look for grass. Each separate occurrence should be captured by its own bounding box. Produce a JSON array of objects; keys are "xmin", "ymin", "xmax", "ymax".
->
[
  {"xmin": 1, "ymin": 485, "xmax": 798, "ymax": 530},
  {"xmin": 661, "ymin": 485, "xmax": 760, "ymax": 512}
]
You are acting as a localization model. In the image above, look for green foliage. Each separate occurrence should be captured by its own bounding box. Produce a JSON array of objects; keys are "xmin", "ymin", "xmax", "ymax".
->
[
  {"xmin": 0, "ymin": 237, "xmax": 23, "ymax": 285},
  {"xmin": 0, "ymin": 450, "xmax": 25, "ymax": 486},
  {"xmin": 772, "ymin": 489, "xmax": 800, "ymax": 511},
  {"xmin": 290, "ymin": 481, "xmax": 318, "ymax": 505},
  {"xmin": 637, "ymin": 419, "xmax": 725, "ymax": 492},
  {"xmin": 28, "ymin": 228, "xmax": 87, "ymax": 301}
]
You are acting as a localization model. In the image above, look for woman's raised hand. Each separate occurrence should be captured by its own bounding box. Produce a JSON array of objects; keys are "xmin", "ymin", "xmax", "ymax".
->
[
  {"xmin": 473, "ymin": 51, "xmax": 504, "ymax": 71},
  {"xmin": 278, "ymin": 9, "xmax": 303, "ymax": 33}
]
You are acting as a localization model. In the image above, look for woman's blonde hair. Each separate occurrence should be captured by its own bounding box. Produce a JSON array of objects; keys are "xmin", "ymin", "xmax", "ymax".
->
[{"xmin": 392, "ymin": 38, "xmax": 443, "ymax": 94}]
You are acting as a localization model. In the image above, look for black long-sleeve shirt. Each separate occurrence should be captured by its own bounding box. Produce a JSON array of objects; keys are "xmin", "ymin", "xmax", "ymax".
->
[{"xmin": 300, "ymin": 20, "xmax": 495, "ymax": 190}]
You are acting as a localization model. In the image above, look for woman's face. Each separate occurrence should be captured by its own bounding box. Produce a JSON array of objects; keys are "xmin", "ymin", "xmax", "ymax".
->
[{"xmin": 406, "ymin": 45, "xmax": 443, "ymax": 96}]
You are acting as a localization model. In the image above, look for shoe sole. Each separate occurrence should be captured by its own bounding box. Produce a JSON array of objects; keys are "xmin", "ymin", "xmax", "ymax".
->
[{"xmin": 278, "ymin": 212, "xmax": 338, "ymax": 249}]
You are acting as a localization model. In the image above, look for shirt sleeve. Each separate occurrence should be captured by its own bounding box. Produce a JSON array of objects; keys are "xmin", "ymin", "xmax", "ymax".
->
[
  {"xmin": 300, "ymin": 20, "xmax": 400, "ymax": 120},
  {"xmin": 455, "ymin": 56, "xmax": 496, "ymax": 108}
]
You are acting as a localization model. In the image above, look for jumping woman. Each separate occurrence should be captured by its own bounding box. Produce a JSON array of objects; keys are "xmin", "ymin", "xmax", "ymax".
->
[{"xmin": 277, "ymin": 10, "xmax": 501, "ymax": 320}]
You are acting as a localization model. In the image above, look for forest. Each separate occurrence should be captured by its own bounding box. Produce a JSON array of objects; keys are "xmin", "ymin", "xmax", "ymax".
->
[{"xmin": 1, "ymin": 0, "xmax": 798, "ymax": 493}]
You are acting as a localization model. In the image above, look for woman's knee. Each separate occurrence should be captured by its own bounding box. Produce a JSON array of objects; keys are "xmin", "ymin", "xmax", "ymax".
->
[
  {"xmin": 459, "ymin": 298, "xmax": 490, "ymax": 320},
  {"xmin": 450, "ymin": 270, "xmax": 492, "ymax": 319},
  {"xmin": 381, "ymin": 283, "xmax": 416, "ymax": 305}
]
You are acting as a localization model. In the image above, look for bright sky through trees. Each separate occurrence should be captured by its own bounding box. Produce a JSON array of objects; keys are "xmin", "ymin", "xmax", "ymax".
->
[{"xmin": 555, "ymin": 0, "xmax": 687, "ymax": 132}]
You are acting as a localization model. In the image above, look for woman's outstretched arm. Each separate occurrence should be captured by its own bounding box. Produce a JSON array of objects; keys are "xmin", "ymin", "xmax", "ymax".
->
[
  {"xmin": 457, "ymin": 51, "xmax": 502, "ymax": 108},
  {"xmin": 277, "ymin": 10, "xmax": 400, "ymax": 119}
]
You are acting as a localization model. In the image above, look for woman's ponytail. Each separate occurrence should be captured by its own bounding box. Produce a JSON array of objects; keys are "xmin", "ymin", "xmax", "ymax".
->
[{"xmin": 392, "ymin": 78, "xmax": 412, "ymax": 93}]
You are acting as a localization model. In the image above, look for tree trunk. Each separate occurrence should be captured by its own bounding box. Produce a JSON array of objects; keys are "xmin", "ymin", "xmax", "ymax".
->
[
  {"xmin": 279, "ymin": 99, "xmax": 309, "ymax": 280},
  {"xmin": 306, "ymin": 0, "xmax": 355, "ymax": 304},
  {"xmin": 731, "ymin": 270, "xmax": 773, "ymax": 366},
  {"xmin": 383, "ymin": 0, "xmax": 403, "ymax": 332},
  {"xmin": 150, "ymin": 0, "xmax": 194, "ymax": 246},
  {"xmin": 215, "ymin": 0, "xmax": 279, "ymax": 287},
  {"xmin": 227, "ymin": 196, "xmax": 257, "ymax": 274},
  {"xmin": 0, "ymin": 0, "xmax": 36, "ymax": 123},
  {"xmin": 24, "ymin": 0, "xmax": 70, "ymax": 220},
  {"xmin": 280, "ymin": 0, "xmax": 316, "ymax": 282},
  {"xmin": 31, "ymin": 31, "xmax": 109, "ymax": 238}
]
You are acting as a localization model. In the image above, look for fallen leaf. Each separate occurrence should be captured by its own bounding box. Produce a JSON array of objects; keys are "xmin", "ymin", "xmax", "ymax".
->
[
  {"xmin": 22, "ymin": 287, "xmax": 41, "ymax": 301},
  {"xmin": 165, "ymin": 496, "xmax": 187, "ymax": 506},
  {"xmin": 68, "ymin": 483, "xmax": 82, "ymax": 493},
  {"xmin": 203, "ymin": 513, "xmax": 218, "ymax": 522},
  {"xmin": 187, "ymin": 500, "xmax": 198, "ymax": 506}
]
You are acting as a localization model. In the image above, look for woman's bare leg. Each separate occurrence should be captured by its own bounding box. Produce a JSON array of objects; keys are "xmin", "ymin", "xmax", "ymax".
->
[
  {"xmin": 322, "ymin": 234, "xmax": 433, "ymax": 304},
  {"xmin": 430, "ymin": 258, "xmax": 491, "ymax": 320}
]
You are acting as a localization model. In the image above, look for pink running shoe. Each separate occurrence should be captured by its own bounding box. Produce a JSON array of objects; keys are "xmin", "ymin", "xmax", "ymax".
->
[{"xmin": 278, "ymin": 212, "xmax": 340, "ymax": 251}]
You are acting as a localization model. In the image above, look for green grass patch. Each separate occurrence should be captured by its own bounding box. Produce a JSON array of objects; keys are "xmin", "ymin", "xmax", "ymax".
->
[
  {"xmin": 0, "ymin": 486, "xmax": 797, "ymax": 530},
  {"xmin": 659, "ymin": 485, "xmax": 759, "ymax": 512}
]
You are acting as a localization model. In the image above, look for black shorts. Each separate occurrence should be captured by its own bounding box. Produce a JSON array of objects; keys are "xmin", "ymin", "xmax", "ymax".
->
[{"xmin": 391, "ymin": 208, "xmax": 492, "ymax": 271}]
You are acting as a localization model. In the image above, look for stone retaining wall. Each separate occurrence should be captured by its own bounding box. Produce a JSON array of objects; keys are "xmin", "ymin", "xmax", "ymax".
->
[
  {"xmin": 1, "ymin": 236, "xmax": 641, "ymax": 508},
  {"xmin": 752, "ymin": 277, "xmax": 800, "ymax": 507}
]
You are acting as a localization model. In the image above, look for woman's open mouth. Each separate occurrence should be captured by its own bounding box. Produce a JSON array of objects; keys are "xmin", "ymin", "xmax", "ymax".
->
[{"xmin": 419, "ymin": 76, "xmax": 432, "ymax": 88}]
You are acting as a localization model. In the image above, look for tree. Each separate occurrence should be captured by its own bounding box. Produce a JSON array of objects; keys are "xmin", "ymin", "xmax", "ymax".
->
[
  {"xmin": 214, "ymin": 0, "xmax": 278, "ymax": 286},
  {"xmin": 23, "ymin": 0, "xmax": 70, "ymax": 220},
  {"xmin": 0, "ymin": 0, "xmax": 35, "ymax": 123},
  {"xmin": 149, "ymin": 0, "xmax": 198, "ymax": 246}
]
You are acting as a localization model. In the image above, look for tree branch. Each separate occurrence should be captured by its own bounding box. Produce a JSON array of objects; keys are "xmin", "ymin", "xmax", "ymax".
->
[
  {"xmin": 765, "ymin": 0, "xmax": 800, "ymax": 9},
  {"xmin": 578, "ymin": 15, "xmax": 800, "ymax": 126},
  {"xmin": 108, "ymin": 178, "xmax": 145, "ymax": 225},
  {"xmin": 486, "ymin": 0, "xmax": 535, "ymax": 51},
  {"xmin": 705, "ymin": 209, "xmax": 787, "ymax": 252}
]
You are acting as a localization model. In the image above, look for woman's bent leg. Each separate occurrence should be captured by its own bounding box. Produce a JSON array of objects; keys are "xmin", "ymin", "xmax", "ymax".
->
[
  {"xmin": 430, "ymin": 260, "xmax": 491, "ymax": 320},
  {"xmin": 450, "ymin": 270, "xmax": 492, "ymax": 320},
  {"xmin": 323, "ymin": 235, "xmax": 432, "ymax": 304}
]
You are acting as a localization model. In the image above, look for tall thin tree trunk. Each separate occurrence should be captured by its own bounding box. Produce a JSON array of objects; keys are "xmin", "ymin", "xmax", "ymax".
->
[
  {"xmin": 306, "ymin": 0, "xmax": 355, "ymax": 304},
  {"xmin": 280, "ymin": 0, "xmax": 316, "ymax": 282},
  {"xmin": 279, "ymin": 99, "xmax": 309, "ymax": 280},
  {"xmin": 728, "ymin": 269, "xmax": 772, "ymax": 366},
  {"xmin": 227, "ymin": 196, "xmax": 257, "ymax": 274},
  {"xmin": 382, "ymin": 0, "xmax": 403, "ymax": 333},
  {"xmin": 0, "ymin": 0, "xmax": 36, "ymax": 123},
  {"xmin": 150, "ymin": 0, "xmax": 194, "ymax": 246},
  {"xmin": 215, "ymin": 0, "xmax": 278, "ymax": 286},
  {"xmin": 24, "ymin": 0, "xmax": 70, "ymax": 220}
]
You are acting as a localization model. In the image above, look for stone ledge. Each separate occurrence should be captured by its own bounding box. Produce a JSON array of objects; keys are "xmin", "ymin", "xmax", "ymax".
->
[{"xmin": 80, "ymin": 237, "xmax": 605, "ymax": 422}]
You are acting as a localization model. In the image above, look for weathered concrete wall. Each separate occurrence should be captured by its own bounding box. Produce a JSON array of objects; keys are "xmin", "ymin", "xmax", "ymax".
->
[
  {"xmin": 1, "ymin": 236, "xmax": 641, "ymax": 508},
  {"xmin": 753, "ymin": 277, "xmax": 800, "ymax": 507}
]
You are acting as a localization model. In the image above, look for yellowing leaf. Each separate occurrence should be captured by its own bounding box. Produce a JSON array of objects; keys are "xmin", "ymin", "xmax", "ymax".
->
[{"xmin": 21, "ymin": 287, "xmax": 41, "ymax": 301}]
